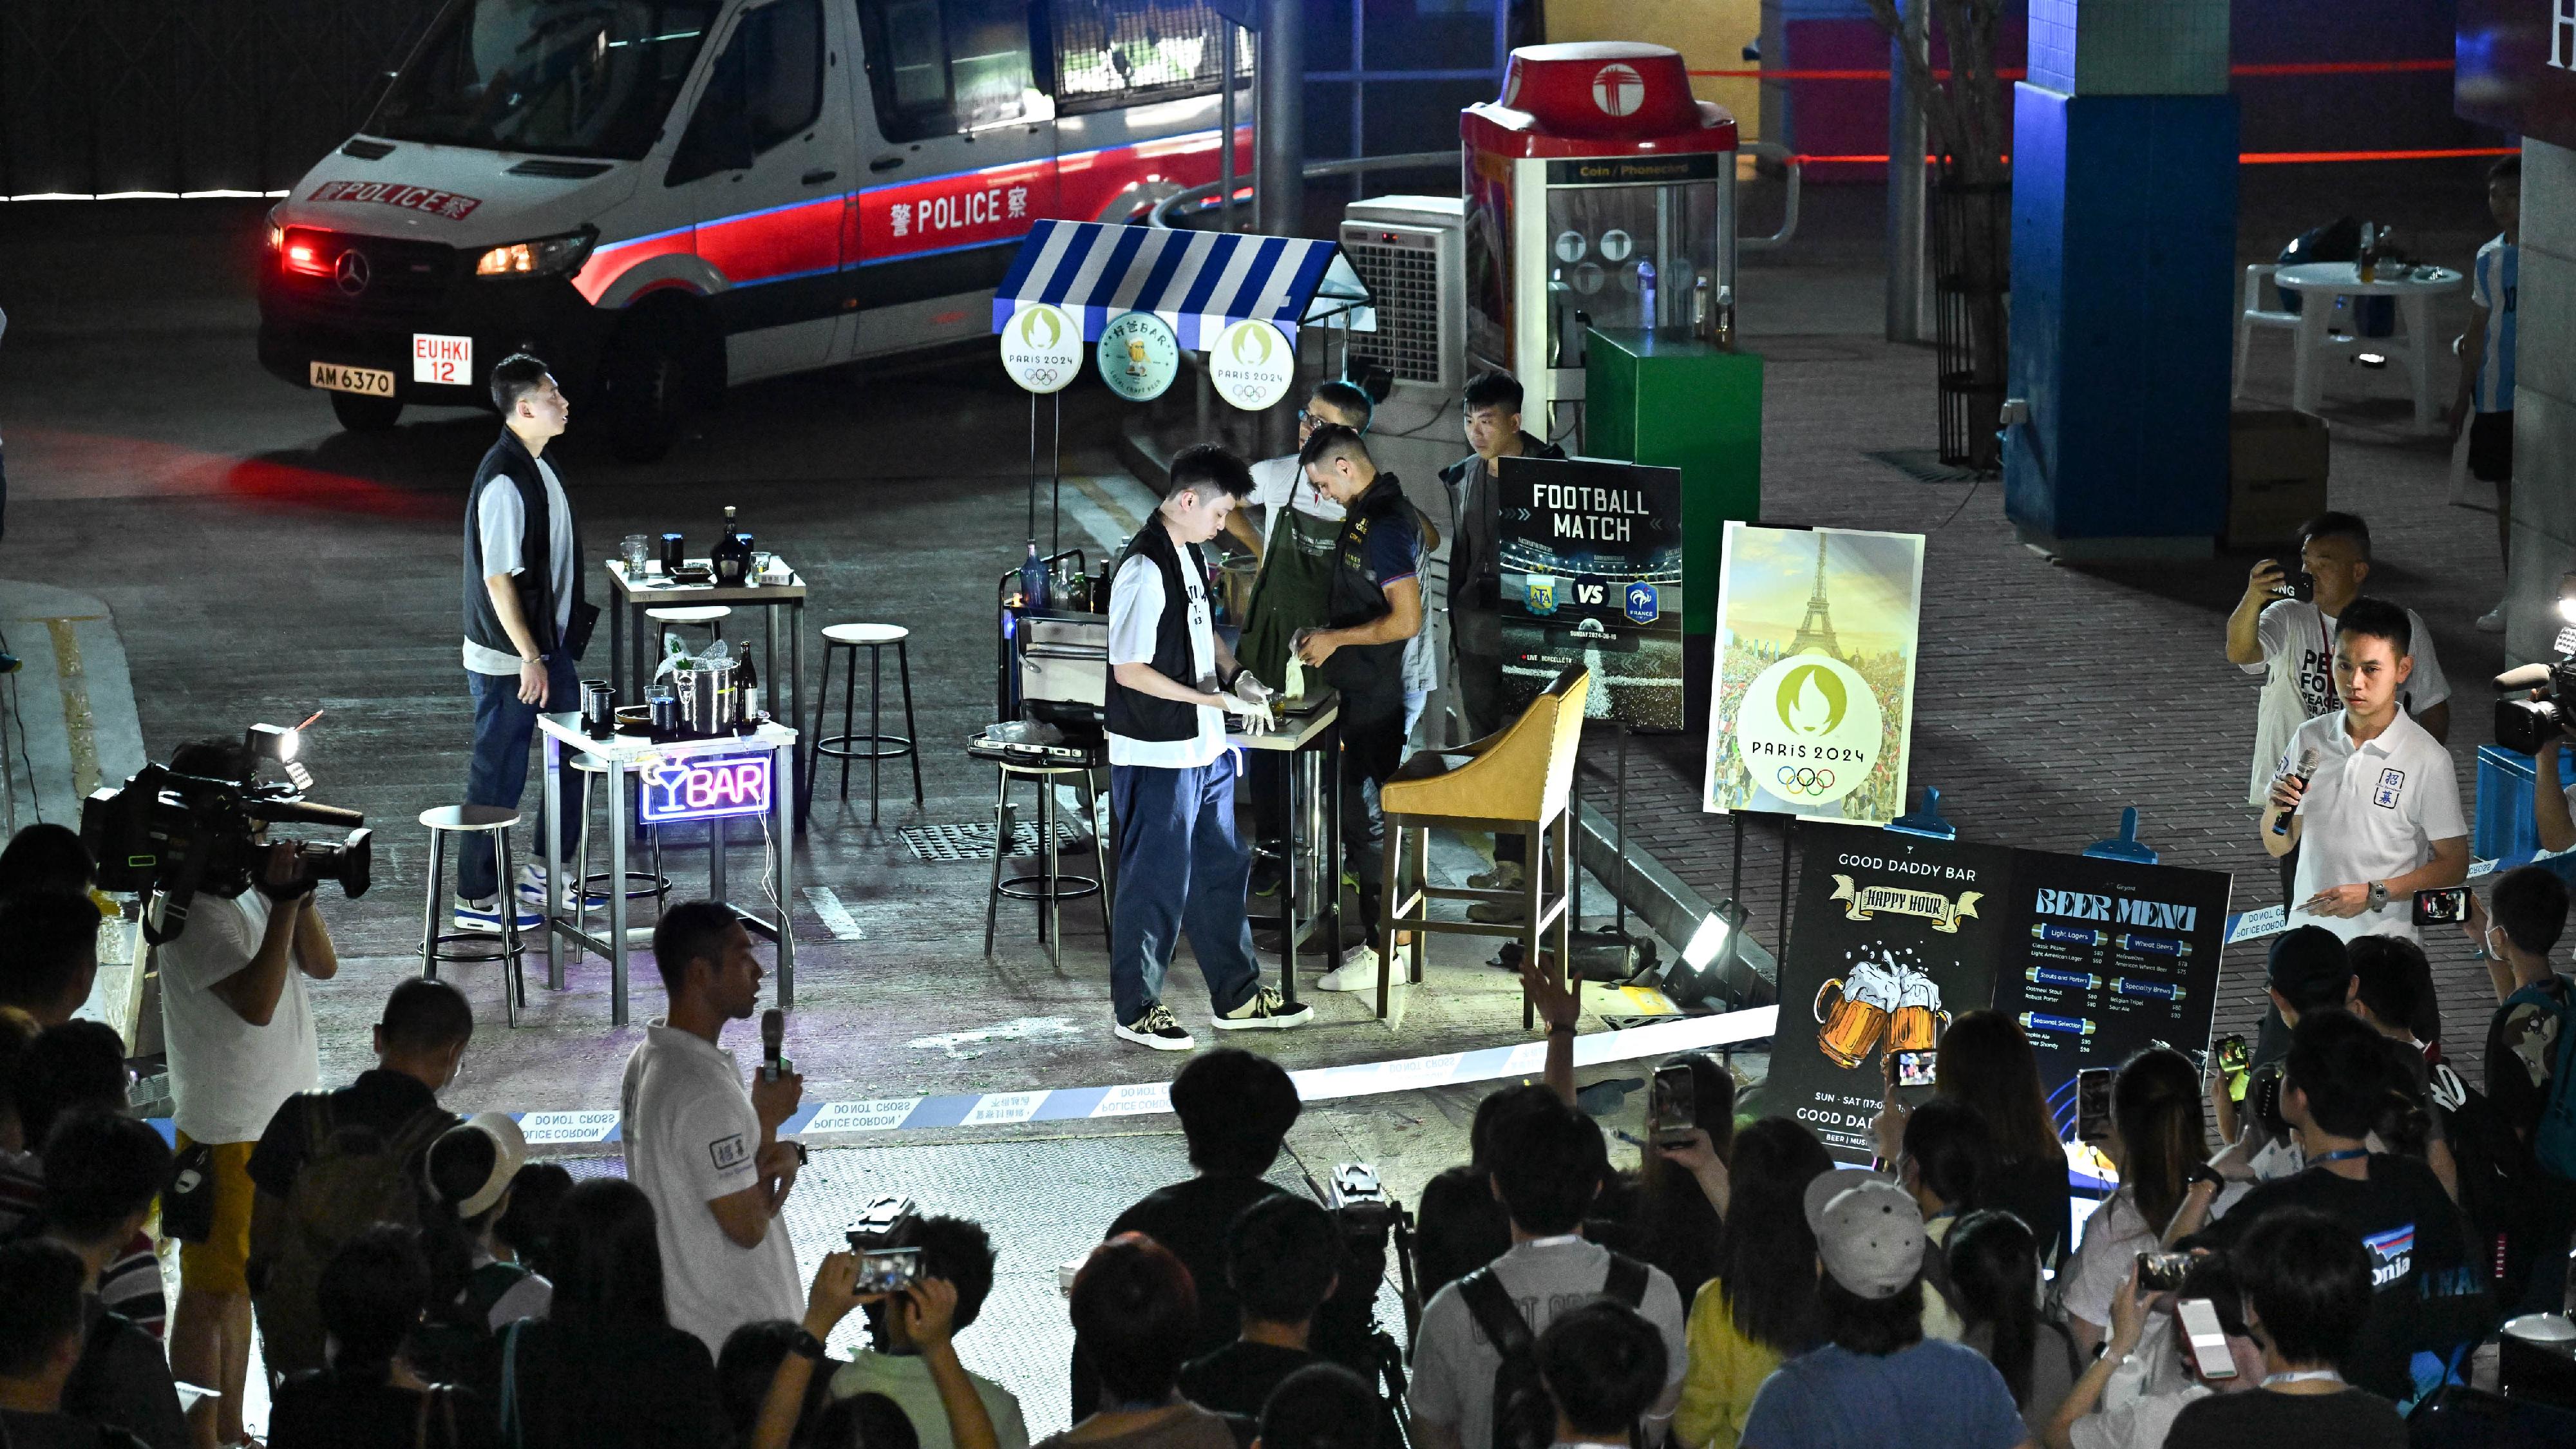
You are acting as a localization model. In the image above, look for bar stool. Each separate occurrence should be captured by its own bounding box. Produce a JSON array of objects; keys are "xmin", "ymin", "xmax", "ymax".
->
[
  {"xmin": 567, "ymin": 753, "xmax": 674, "ymax": 957},
  {"xmin": 984, "ymin": 759, "xmax": 1112, "ymax": 971},
  {"xmin": 647, "ymin": 605, "xmax": 732, "ymax": 656},
  {"xmin": 810, "ymin": 623, "xmax": 922, "ymax": 826},
  {"xmin": 418, "ymin": 804, "xmax": 528, "ymax": 1027}
]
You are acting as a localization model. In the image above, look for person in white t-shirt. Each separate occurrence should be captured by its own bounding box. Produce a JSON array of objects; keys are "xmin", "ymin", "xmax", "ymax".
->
[
  {"xmin": 2227, "ymin": 515, "xmax": 2448, "ymax": 904},
  {"xmin": 621, "ymin": 901, "xmax": 805, "ymax": 1352},
  {"xmin": 2260, "ymin": 598, "xmax": 2468, "ymax": 945},
  {"xmin": 154, "ymin": 741, "xmax": 339, "ymax": 1449}
]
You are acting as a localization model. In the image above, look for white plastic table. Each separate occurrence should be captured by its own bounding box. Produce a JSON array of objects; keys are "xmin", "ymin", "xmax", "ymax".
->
[
  {"xmin": 535, "ymin": 712, "xmax": 799, "ymax": 1024},
  {"xmin": 2273, "ymin": 261, "xmax": 2464, "ymax": 433}
]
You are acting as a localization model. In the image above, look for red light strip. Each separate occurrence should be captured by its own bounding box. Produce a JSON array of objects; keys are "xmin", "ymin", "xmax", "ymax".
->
[
  {"xmin": 1689, "ymin": 59, "xmax": 2454, "ymax": 81},
  {"xmin": 1783, "ymin": 146, "xmax": 2518, "ymax": 165}
]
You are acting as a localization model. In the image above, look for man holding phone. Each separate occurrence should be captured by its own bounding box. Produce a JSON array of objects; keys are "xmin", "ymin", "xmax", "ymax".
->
[
  {"xmin": 2228, "ymin": 515, "xmax": 2450, "ymax": 906},
  {"xmin": 2258, "ymin": 598, "xmax": 2467, "ymax": 944}
]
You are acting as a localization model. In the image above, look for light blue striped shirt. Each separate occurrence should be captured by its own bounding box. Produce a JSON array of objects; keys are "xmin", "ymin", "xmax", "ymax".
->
[{"xmin": 2474, "ymin": 233, "xmax": 2517, "ymax": 413}]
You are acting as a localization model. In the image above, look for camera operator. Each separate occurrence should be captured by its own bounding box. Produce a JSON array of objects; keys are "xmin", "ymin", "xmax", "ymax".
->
[
  {"xmin": 156, "ymin": 737, "xmax": 339, "ymax": 1449},
  {"xmin": 2526, "ymin": 715, "xmax": 2576, "ymax": 853},
  {"xmin": 621, "ymin": 902, "xmax": 805, "ymax": 1354},
  {"xmin": 2259, "ymin": 598, "xmax": 2467, "ymax": 945},
  {"xmin": 2230, "ymin": 516, "xmax": 2450, "ymax": 907}
]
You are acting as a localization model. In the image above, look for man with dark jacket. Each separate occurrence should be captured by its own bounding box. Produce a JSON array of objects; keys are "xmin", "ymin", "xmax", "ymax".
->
[
  {"xmin": 1438, "ymin": 371, "xmax": 1564, "ymax": 911},
  {"xmin": 457, "ymin": 353, "xmax": 592, "ymax": 934},
  {"xmin": 1298, "ymin": 426, "xmax": 1425, "ymax": 990},
  {"xmin": 1104, "ymin": 445, "xmax": 1311, "ymax": 1050}
]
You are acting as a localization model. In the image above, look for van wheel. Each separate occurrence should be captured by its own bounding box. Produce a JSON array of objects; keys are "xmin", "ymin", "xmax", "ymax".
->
[
  {"xmin": 600, "ymin": 322, "xmax": 687, "ymax": 463},
  {"xmin": 328, "ymin": 390, "xmax": 402, "ymax": 432}
]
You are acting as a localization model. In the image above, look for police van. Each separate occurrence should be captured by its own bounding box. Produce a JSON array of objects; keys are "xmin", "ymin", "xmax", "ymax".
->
[{"xmin": 259, "ymin": 0, "xmax": 1248, "ymax": 459}]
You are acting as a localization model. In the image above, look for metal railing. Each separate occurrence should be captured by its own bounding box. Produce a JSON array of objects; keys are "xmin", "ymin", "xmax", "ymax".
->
[{"xmin": 1149, "ymin": 144, "xmax": 1802, "ymax": 254}]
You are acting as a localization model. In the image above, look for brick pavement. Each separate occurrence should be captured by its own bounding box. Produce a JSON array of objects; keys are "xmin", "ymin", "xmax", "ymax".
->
[{"xmin": 1585, "ymin": 334, "xmax": 2515, "ymax": 1063}]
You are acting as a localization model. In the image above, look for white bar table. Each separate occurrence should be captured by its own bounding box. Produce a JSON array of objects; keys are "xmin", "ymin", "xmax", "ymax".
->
[
  {"xmin": 536, "ymin": 712, "xmax": 800, "ymax": 1025},
  {"xmin": 2273, "ymin": 261, "xmax": 2464, "ymax": 432}
]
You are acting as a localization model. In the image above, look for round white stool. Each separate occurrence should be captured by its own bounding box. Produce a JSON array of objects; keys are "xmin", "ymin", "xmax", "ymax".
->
[
  {"xmin": 810, "ymin": 622, "xmax": 922, "ymax": 826},
  {"xmin": 418, "ymin": 804, "xmax": 527, "ymax": 1028}
]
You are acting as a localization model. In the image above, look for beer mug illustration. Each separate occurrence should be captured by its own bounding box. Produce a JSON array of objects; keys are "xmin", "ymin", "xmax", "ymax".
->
[
  {"xmin": 1886, "ymin": 963, "xmax": 1949, "ymax": 1056},
  {"xmin": 1814, "ymin": 957, "xmax": 1900, "ymax": 1070},
  {"xmin": 1125, "ymin": 336, "xmax": 1149, "ymax": 378}
]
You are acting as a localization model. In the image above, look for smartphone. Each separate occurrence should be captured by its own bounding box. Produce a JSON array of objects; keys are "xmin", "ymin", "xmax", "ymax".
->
[
  {"xmin": 1650, "ymin": 1062, "xmax": 1698, "ymax": 1146},
  {"xmin": 855, "ymin": 1247, "xmax": 923, "ymax": 1296},
  {"xmin": 2214, "ymin": 1034, "xmax": 2249, "ymax": 1078},
  {"xmin": 2278, "ymin": 558, "xmax": 2314, "ymax": 602},
  {"xmin": 2175, "ymin": 1297, "xmax": 2239, "ymax": 1380},
  {"xmin": 2077, "ymin": 1067, "xmax": 2116, "ymax": 1143},
  {"xmin": 1892, "ymin": 1048, "xmax": 1938, "ymax": 1090},
  {"xmin": 2136, "ymin": 1250, "xmax": 2192, "ymax": 1293},
  {"xmin": 2413, "ymin": 886, "xmax": 2470, "ymax": 926}
]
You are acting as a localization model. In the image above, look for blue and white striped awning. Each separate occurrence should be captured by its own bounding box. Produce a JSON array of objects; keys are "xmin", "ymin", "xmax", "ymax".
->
[{"xmin": 990, "ymin": 220, "xmax": 1372, "ymax": 348}]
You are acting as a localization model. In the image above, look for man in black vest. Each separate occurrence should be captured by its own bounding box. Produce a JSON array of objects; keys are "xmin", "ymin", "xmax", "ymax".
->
[
  {"xmin": 457, "ymin": 354, "xmax": 593, "ymax": 933},
  {"xmin": 1294, "ymin": 426, "xmax": 1425, "ymax": 996},
  {"xmin": 1106, "ymin": 445, "xmax": 1314, "ymax": 1050}
]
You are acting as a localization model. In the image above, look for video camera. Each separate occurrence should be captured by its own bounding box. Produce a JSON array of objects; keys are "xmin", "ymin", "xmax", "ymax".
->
[
  {"xmin": 2494, "ymin": 574, "xmax": 2576, "ymax": 755},
  {"xmin": 80, "ymin": 719, "xmax": 370, "ymax": 943}
]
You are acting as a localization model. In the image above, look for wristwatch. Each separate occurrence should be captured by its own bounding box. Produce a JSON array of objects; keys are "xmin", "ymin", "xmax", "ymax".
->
[
  {"xmin": 2367, "ymin": 880, "xmax": 2389, "ymax": 911},
  {"xmin": 790, "ymin": 1328, "xmax": 828, "ymax": 1361}
]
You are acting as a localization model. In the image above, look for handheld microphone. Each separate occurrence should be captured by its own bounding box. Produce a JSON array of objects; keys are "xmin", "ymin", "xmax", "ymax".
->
[
  {"xmin": 2271, "ymin": 747, "xmax": 2318, "ymax": 836},
  {"xmin": 761, "ymin": 1008, "xmax": 789, "ymax": 1082}
]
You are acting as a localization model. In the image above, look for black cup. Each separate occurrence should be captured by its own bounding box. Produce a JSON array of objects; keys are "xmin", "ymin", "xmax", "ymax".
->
[
  {"xmin": 660, "ymin": 532, "xmax": 686, "ymax": 571},
  {"xmin": 582, "ymin": 681, "xmax": 616, "ymax": 739},
  {"xmin": 649, "ymin": 690, "xmax": 678, "ymax": 737}
]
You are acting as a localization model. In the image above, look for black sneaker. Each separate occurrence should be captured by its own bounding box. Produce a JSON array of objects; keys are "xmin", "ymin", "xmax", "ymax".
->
[
  {"xmin": 1115, "ymin": 1002, "xmax": 1197, "ymax": 1051},
  {"xmin": 1212, "ymin": 987, "xmax": 1314, "ymax": 1031}
]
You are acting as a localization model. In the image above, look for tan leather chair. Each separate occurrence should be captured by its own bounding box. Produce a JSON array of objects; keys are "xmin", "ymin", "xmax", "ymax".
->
[{"xmin": 1377, "ymin": 666, "xmax": 1591, "ymax": 1023}]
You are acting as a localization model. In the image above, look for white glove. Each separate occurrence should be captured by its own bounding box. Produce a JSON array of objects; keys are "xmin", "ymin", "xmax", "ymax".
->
[
  {"xmin": 1231, "ymin": 672, "xmax": 1276, "ymax": 707},
  {"xmin": 1229, "ymin": 682, "xmax": 1277, "ymax": 735}
]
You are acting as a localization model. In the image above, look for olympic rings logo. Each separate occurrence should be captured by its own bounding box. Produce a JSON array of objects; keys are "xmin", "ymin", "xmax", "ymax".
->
[{"xmin": 1774, "ymin": 766, "xmax": 1836, "ymax": 796}]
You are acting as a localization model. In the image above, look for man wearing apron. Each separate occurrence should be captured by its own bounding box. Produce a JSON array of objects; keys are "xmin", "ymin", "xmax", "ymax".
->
[{"xmin": 1293, "ymin": 426, "xmax": 1425, "ymax": 996}]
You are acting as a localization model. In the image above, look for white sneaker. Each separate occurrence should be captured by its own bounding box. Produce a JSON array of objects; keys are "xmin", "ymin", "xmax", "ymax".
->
[
  {"xmin": 1316, "ymin": 945, "xmax": 1385, "ymax": 992},
  {"xmin": 454, "ymin": 896, "xmax": 541, "ymax": 933},
  {"xmin": 2477, "ymin": 604, "xmax": 2506, "ymax": 634},
  {"xmin": 1114, "ymin": 1002, "xmax": 1197, "ymax": 1051}
]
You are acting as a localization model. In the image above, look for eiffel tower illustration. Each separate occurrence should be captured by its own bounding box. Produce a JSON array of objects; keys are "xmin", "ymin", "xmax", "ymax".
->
[{"xmin": 1788, "ymin": 533, "xmax": 1841, "ymax": 658}]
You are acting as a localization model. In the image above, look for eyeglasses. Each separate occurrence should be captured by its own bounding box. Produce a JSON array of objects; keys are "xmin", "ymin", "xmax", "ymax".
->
[{"xmin": 1298, "ymin": 410, "xmax": 1366, "ymax": 434}]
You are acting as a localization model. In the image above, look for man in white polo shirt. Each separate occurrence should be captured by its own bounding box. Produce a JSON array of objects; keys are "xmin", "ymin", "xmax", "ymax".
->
[
  {"xmin": 621, "ymin": 900, "xmax": 804, "ymax": 1350},
  {"xmin": 2261, "ymin": 596, "xmax": 2468, "ymax": 942}
]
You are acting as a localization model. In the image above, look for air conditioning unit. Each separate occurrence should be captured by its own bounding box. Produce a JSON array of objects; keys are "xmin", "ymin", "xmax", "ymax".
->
[{"xmin": 1339, "ymin": 195, "xmax": 1465, "ymax": 402}]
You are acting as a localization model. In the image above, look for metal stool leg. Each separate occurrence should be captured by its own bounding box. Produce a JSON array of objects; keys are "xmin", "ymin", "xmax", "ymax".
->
[
  {"xmin": 984, "ymin": 766, "xmax": 1009, "ymax": 958},
  {"xmin": 897, "ymin": 641, "xmax": 923, "ymax": 807},
  {"xmin": 838, "ymin": 641, "xmax": 858, "ymax": 801},
  {"xmin": 421, "ymin": 828, "xmax": 446, "ymax": 978},
  {"xmin": 495, "ymin": 831, "xmax": 520, "ymax": 1028},
  {"xmin": 1090, "ymin": 768, "xmax": 1113, "ymax": 940},
  {"xmin": 1040, "ymin": 775, "xmax": 1060, "ymax": 968},
  {"xmin": 805, "ymin": 640, "xmax": 835, "ymax": 822},
  {"xmin": 571, "ymin": 771, "xmax": 594, "ymax": 963},
  {"xmin": 867, "ymin": 643, "xmax": 885, "ymax": 825}
]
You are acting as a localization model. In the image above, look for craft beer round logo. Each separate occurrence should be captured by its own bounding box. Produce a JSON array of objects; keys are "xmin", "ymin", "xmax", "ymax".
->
[
  {"xmin": 1097, "ymin": 310, "xmax": 1179, "ymax": 402},
  {"xmin": 999, "ymin": 302, "xmax": 1082, "ymax": 393},
  {"xmin": 1208, "ymin": 319, "xmax": 1294, "ymax": 411},
  {"xmin": 1592, "ymin": 63, "xmax": 1645, "ymax": 118},
  {"xmin": 1735, "ymin": 654, "xmax": 1881, "ymax": 804}
]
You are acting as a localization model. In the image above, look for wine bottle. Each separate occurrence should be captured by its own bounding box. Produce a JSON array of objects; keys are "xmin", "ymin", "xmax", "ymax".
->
[
  {"xmin": 1019, "ymin": 541, "xmax": 1052, "ymax": 610},
  {"xmin": 713, "ymin": 505, "xmax": 753, "ymax": 585},
  {"xmin": 735, "ymin": 649, "xmax": 761, "ymax": 724}
]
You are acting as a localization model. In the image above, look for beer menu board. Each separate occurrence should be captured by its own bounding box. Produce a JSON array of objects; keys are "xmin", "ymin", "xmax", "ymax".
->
[
  {"xmin": 1774, "ymin": 831, "xmax": 2232, "ymax": 1164},
  {"xmin": 1770, "ymin": 830, "xmax": 2017, "ymax": 1161},
  {"xmin": 1985, "ymin": 851, "xmax": 2233, "ymax": 1139}
]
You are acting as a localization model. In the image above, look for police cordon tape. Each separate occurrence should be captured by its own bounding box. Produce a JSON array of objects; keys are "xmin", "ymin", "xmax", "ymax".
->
[
  {"xmin": 144, "ymin": 1005, "xmax": 1785, "ymax": 1149},
  {"xmin": 2219, "ymin": 842, "xmax": 2575, "ymax": 948}
]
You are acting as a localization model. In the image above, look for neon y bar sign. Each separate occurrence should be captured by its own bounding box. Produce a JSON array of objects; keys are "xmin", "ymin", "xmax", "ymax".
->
[{"xmin": 638, "ymin": 752, "xmax": 772, "ymax": 824}]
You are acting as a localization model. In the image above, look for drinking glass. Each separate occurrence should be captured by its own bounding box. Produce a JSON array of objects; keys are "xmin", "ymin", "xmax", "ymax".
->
[{"xmin": 621, "ymin": 535, "xmax": 652, "ymax": 573}]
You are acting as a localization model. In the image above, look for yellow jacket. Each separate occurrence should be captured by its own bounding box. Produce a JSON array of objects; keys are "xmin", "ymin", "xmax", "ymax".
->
[{"xmin": 1674, "ymin": 1281, "xmax": 1784, "ymax": 1449}]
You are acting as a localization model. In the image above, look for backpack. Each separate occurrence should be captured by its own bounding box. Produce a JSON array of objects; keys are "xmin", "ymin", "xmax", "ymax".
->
[
  {"xmin": 1455, "ymin": 1252, "xmax": 1650, "ymax": 1449},
  {"xmin": 2423, "ymin": 1059, "xmax": 2532, "ymax": 1251},
  {"xmin": 2501, "ymin": 978, "xmax": 2576, "ymax": 1181},
  {"xmin": 253, "ymin": 1097, "xmax": 453, "ymax": 1377}
]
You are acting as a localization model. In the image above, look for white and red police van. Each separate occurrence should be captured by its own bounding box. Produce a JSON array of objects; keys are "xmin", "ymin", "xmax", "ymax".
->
[{"xmin": 259, "ymin": 0, "xmax": 1248, "ymax": 459}]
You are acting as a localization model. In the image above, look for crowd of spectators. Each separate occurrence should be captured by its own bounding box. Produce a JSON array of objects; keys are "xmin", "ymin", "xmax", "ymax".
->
[{"xmin": 3, "ymin": 739, "xmax": 2573, "ymax": 1449}]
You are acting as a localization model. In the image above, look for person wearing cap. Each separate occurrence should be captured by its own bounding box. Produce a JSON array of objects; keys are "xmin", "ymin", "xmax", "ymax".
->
[
  {"xmin": 2211, "ymin": 927, "xmax": 2354, "ymax": 1163},
  {"xmin": 244, "ymin": 980, "xmax": 473, "ymax": 1382},
  {"xmin": 422, "ymin": 1113, "xmax": 553, "ymax": 1333},
  {"xmin": 2259, "ymin": 597, "xmax": 2467, "ymax": 945},
  {"xmin": 1738, "ymin": 1168, "xmax": 2031, "ymax": 1449}
]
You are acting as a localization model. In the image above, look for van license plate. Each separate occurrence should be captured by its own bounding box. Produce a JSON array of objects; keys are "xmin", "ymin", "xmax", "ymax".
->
[{"xmin": 310, "ymin": 362, "xmax": 395, "ymax": 397}]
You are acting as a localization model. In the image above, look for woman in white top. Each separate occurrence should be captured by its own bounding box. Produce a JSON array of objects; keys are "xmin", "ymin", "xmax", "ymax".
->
[{"xmin": 2058, "ymin": 1048, "xmax": 2246, "ymax": 1352}]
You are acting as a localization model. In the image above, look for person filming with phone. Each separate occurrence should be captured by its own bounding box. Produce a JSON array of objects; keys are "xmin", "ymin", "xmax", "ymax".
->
[
  {"xmin": 2229, "ymin": 516, "xmax": 2450, "ymax": 908},
  {"xmin": 2259, "ymin": 599, "xmax": 2468, "ymax": 943}
]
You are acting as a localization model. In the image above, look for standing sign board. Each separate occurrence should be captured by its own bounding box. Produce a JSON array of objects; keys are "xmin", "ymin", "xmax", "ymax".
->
[
  {"xmin": 998, "ymin": 303, "xmax": 1083, "ymax": 393},
  {"xmin": 1703, "ymin": 523, "xmax": 1924, "ymax": 824},
  {"xmin": 1495, "ymin": 455, "xmax": 1685, "ymax": 730},
  {"xmin": 1772, "ymin": 831, "xmax": 2232, "ymax": 1165}
]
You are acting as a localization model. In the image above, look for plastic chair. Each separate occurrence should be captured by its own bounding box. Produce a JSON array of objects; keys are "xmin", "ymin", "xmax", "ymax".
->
[
  {"xmin": 1376, "ymin": 666, "xmax": 1592, "ymax": 1025},
  {"xmin": 2233, "ymin": 263, "xmax": 2301, "ymax": 400}
]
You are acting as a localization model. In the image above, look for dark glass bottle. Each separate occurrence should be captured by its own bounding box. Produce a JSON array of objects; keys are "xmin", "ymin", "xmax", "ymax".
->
[{"xmin": 713, "ymin": 505, "xmax": 754, "ymax": 585}]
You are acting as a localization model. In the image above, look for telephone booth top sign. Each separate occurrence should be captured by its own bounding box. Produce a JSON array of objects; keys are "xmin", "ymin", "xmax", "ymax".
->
[{"xmin": 1462, "ymin": 43, "xmax": 1738, "ymax": 430}]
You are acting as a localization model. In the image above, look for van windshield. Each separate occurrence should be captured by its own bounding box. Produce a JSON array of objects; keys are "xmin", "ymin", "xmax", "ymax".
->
[{"xmin": 368, "ymin": 1, "xmax": 722, "ymax": 159}]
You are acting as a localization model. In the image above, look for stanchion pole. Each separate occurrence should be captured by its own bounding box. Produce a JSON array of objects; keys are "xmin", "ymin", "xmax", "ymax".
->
[
  {"xmin": 1026, "ymin": 390, "xmax": 1039, "ymax": 545},
  {"xmin": 1051, "ymin": 392, "xmax": 1064, "ymax": 558},
  {"xmin": 1613, "ymin": 721, "xmax": 1630, "ymax": 942},
  {"xmin": 1777, "ymin": 815, "xmax": 1799, "ymax": 971}
]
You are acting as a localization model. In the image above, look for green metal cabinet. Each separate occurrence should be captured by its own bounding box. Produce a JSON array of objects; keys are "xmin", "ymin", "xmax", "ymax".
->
[{"xmin": 1584, "ymin": 328, "xmax": 1763, "ymax": 639}]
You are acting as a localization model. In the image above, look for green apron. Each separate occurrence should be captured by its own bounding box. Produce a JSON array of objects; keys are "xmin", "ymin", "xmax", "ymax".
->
[{"xmin": 1236, "ymin": 502, "xmax": 1341, "ymax": 692}]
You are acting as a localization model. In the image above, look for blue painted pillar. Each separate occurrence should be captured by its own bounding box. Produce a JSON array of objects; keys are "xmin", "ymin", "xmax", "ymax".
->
[{"xmin": 2002, "ymin": 0, "xmax": 2239, "ymax": 557}]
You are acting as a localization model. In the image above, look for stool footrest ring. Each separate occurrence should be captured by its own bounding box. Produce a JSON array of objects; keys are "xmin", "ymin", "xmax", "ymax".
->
[
  {"xmin": 817, "ymin": 732, "xmax": 914, "ymax": 762},
  {"xmin": 996, "ymin": 873, "xmax": 1102, "ymax": 904}
]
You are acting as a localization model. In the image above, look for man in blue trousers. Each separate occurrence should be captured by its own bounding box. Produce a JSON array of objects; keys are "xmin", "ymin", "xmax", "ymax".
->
[{"xmin": 1104, "ymin": 444, "xmax": 1313, "ymax": 1050}]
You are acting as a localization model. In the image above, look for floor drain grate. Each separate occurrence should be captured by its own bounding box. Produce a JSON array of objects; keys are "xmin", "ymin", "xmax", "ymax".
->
[
  {"xmin": 900, "ymin": 820, "xmax": 1081, "ymax": 862},
  {"xmin": 1865, "ymin": 448, "xmax": 1988, "ymax": 485}
]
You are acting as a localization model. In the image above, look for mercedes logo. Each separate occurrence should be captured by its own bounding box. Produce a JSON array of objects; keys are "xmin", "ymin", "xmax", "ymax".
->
[{"xmin": 333, "ymin": 248, "xmax": 370, "ymax": 296}]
